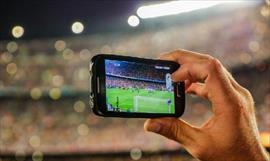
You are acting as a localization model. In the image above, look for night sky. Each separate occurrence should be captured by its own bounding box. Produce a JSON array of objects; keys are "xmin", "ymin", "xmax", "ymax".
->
[{"xmin": 0, "ymin": 0, "xmax": 151, "ymax": 40}]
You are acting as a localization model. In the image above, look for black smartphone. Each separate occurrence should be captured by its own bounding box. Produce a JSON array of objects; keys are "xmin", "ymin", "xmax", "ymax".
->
[{"xmin": 89, "ymin": 54, "xmax": 185, "ymax": 118}]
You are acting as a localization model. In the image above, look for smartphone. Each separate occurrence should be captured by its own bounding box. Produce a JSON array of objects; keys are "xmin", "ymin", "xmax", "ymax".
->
[{"xmin": 89, "ymin": 54, "xmax": 185, "ymax": 118}]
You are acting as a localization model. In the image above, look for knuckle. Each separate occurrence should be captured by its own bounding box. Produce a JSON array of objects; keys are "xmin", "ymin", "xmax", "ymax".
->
[
  {"xmin": 172, "ymin": 49, "xmax": 183, "ymax": 57},
  {"xmin": 206, "ymin": 57, "xmax": 222, "ymax": 72},
  {"xmin": 243, "ymin": 89, "xmax": 255, "ymax": 113},
  {"xmin": 242, "ymin": 88, "xmax": 253, "ymax": 99},
  {"xmin": 175, "ymin": 49, "xmax": 184, "ymax": 54}
]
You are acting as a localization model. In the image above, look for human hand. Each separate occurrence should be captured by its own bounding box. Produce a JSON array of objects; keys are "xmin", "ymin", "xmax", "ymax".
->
[{"xmin": 144, "ymin": 49, "xmax": 269, "ymax": 161}]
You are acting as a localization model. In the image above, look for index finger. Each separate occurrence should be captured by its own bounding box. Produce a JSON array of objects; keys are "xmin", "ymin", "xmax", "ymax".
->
[{"xmin": 159, "ymin": 49, "xmax": 210, "ymax": 64}]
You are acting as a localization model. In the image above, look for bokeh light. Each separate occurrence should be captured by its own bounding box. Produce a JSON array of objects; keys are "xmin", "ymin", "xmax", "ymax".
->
[
  {"xmin": 249, "ymin": 41, "xmax": 260, "ymax": 53},
  {"xmin": 6, "ymin": 62, "xmax": 17, "ymax": 75},
  {"xmin": 77, "ymin": 123, "xmax": 89, "ymax": 136},
  {"xmin": 30, "ymin": 88, "xmax": 42, "ymax": 100},
  {"xmin": 62, "ymin": 48, "xmax": 74, "ymax": 60},
  {"xmin": 49, "ymin": 88, "xmax": 61, "ymax": 100},
  {"xmin": 6, "ymin": 41, "xmax": 18, "ymax": 53},
  {"xmin": 79, "ymin": 49, "xmax": 91, "ymax": 60},
  {"xmin": 29, "ymin": 135, "xmax": 41, "ymax": 148},
  {"xmin": 71, "ymin": 21, "xmax": 84, "ymax": 34},
  {"xmin": 127, "ymin": 15, "xmax": 140, "ymax": 27},
  {"xmin": 130, "ymin": 148, "xmax": 142, "ymax": 160},
  {"xmin": 240, "ymin": 53, "xmax": 252, "ymax": 64},
  {"xmin": 12, "ymin": 26, "xmax": 24, "ymax": 38},
  {"xmin": 54, "ymin": 40, "xmax": 66, "ymax": 51},
  {"xmin": 73, "ymin": 100, "xmax": 86, "ymax": 113},
  {"xmin": 32, "ymin": 151, "xmax": 43, "ymax": 161}
]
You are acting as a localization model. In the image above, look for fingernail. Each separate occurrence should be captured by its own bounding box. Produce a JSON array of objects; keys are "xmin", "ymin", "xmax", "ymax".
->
[{"xmin": 147, "ymin": 122, "xmax": 161, "ymax": 133}]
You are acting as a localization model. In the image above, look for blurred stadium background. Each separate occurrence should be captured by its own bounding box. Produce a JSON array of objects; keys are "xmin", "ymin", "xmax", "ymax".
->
[{"xmin": 0, "ymin": 0, "xmax": 269, "ymax": 161}]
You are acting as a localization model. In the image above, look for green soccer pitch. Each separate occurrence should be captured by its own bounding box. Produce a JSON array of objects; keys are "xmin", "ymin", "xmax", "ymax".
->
[{"xmin": 106, "ymin": 88, "xmax": 175, "ymax": 114}]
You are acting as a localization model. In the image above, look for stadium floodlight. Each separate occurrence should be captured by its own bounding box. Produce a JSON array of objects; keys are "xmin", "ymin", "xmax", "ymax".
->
[
  {"xmin": 71, "ymin": 21, "xmax": 84, "ymax": 34},
  {"xmin": 127, "ymin": 15, "xmax": 140, "ymax": 27},
  {"xmin": 11, "ymin": 25, "xmax": 24, "ymax": 38},
  {"xmin": 137, "ymin": 0, "xmax": 245, "ymax": 19}
]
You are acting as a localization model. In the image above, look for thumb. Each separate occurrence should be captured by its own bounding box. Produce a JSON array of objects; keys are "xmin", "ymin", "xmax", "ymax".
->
[{"xmin": 144, "ymin": 118, "xmax": 198, "ymax": 146}]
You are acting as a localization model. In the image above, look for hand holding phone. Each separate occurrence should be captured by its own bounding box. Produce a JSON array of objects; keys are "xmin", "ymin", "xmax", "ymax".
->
[{"xmin": 89, "ymin": 54, "xmax": 185, "ymax": 118}]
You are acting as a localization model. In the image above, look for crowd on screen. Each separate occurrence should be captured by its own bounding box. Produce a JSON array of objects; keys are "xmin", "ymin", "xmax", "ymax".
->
[
  {"xmin": 105, "ymin": 60, "xmax": 168, "ymax": 82},
  {"xmin": 106, "ymin": 76, "xmax": 166, "ymax": 91}
]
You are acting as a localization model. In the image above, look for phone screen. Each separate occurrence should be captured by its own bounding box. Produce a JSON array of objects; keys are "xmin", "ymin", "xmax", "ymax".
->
[{"xmin": 105, "ymin": 59, "xmax": 175, "ymax": 114}]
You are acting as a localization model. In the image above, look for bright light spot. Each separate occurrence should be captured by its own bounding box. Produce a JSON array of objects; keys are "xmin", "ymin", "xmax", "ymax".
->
[
  {"xmin": 6, "ymin": 63, "xmax": 17, "ymax": 75},
  {"xmin": 79, "ymin": 49, "xmax": 91, "ymax": 60},
  {"xmin": 130, "ymin": 148, "xmax": 142, "ymax": 160},
  {"xmin": 49, "ymin": 88, "xmax": 61, "ymax": 100},
  {"xmin": 71, "ymin": 21, "xmax": 84, "ymax": 34},
  {"xmin": 30, "ymin": 88, "xmax": 42, "ymax": 100},
  {"xmin": 32, "ymin": 151, "xmax": 43, "ymax": 161},
  {"xmin": 6, "ymin": 41, "xmax": 18, "ymax": 53},
  {"xmin": 12, "ymin": 26, "xmax": 24, "ymax": 38},
  {"xmin": 137, "ymin": 0, "xmax": 245, "ymax": 19},
  {"xmin": 54, "ymin": 40, "xmax": 66, "ymax": 51},
  {"xmin": 240, "ymin": 53, "xmax": 251, "ymax": 64},
  {"xmin": 128, "ymin": 15, "xmax": 140, "ymax": 27},
  {"xmin": 73, "ymin": 100, "xmax": 86, "ymax": 113},
  {"xmin": 77, "ymin": 124, "xmax": 89, "ymax": 136},
  {"xmin": 249, "ymin": 41, "xmax": 260, "ymax": 53},
  {"xmin": 29, "ymin": 135, "xmax": 40, "ymax": 148},
  {"xmin": 62, "ymin": 48, "xmax": 74, "ymax": 60}
]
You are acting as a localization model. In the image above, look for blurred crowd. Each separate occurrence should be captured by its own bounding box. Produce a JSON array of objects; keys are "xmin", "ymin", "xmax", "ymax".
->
[{"xmin": 0, "ymin": 3, "xmax": 269, "ymax": 159}]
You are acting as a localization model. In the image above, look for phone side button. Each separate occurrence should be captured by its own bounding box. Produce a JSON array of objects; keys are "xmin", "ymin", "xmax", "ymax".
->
[
  {"xmin": 177, "ymin": 83, "xmax": 181, "ymax": 97},
  {"xmin": 97, "ymin": 77, "xmax": 100, "ymax": 93}
]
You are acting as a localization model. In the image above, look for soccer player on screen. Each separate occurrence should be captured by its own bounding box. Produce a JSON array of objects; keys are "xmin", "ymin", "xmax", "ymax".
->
[
  {"xmin": 167, "ymin": 99, "xmax": 171, "ymax": 105},
  {"xmin": 116, "ymin": 96, "xmax": 119, "ymax": 108}
]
